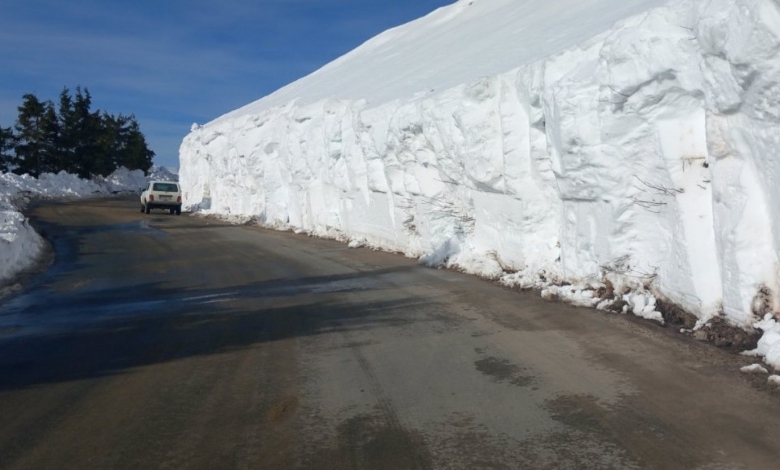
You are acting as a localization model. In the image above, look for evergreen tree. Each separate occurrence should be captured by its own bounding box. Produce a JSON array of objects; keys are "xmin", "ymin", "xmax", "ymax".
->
[
  {"xmin": 0, "ymin": 126, "xmax": 14, "ymax": 172},
  {"xmin": 5, "ymin": 86, "xmax": 156, "ymax": 177},
  {"xmin": 56, "ymin": 87, "xmax": 77, "ymax": 173},
  {"xmin": 40, "ymin": 101, "xmax": 60, "ymax": 174},
  {"xmin": 71, "ymin": 87, "xmax": 102, "ymax": 178},
  {"xmin": 13, "ymin": 93, "xmax": 47, "ymax": 177},
  {"xmin": 118, "ymin": 115, "xmax": 154, "ymax": 171},
  {"xmin": 95, "ymin": 112, "xmax": 121, "ymax": 173}
]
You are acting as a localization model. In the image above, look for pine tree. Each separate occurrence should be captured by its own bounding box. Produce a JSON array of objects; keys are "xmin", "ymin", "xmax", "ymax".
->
[
  {"xmin": 56, "ymin": 87, "xmax": 77, "ymax": 174},
  {"xmin": 71, "ymin": 87, "xmax": 102, "ymax": 178},
  {"xmin": 117, "ymin": 115, "xmax": 154, "ymax": 172},
  {"xmin": 40, "ymin": 101, "xmax": 60, "ymax": 174},
  {"xmin": 13, "ymin": 93, "xmax": 47, "ymax": 177},
  {"xmin": 0, "ymin": 126, "xmax": 14, "ymax": 172},
  {"xmin": 6, "ymin": 86, "xmax": 156, "ymax": 177}
]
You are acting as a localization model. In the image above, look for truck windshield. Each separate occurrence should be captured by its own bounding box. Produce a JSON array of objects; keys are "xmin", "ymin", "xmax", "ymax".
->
[{"xmin": 153, "ymin": 183, "xmax": 179, "ymax": 192}]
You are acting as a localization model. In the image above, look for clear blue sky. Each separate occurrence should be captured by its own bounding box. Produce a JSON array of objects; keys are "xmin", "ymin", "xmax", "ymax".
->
[{"xmin": 0, "ymin": 0, "xmax": 454, "ymax": 169}]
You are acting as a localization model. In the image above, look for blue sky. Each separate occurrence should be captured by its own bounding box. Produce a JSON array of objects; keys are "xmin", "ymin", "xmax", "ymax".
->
[{"xmin": 0, "ymin": 0, "xmax": 453, "ymax": 169}]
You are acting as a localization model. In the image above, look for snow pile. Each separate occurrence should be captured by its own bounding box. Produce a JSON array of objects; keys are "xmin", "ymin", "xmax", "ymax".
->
[
  {"xmin": 0, "ymin": 168, "xmax": 148, "ymax": 284},
  {"xmin": 148, "ymin": 166, "xmax": 179, "ymax": 182},
  {"xmin": 744, "ymin": 315, "xmax": 780, "ymax": 371},
  {"xmin": 180, "ymin": 0, "xmax": 780, "ymax": 342},
  {"xmin": 0, "ymin": 205, "xmax": 41, "ymax": 285}
]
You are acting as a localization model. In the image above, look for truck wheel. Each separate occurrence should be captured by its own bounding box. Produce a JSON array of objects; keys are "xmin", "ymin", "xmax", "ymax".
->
[
  {"xmin": 140, "ymin": 204, "xmax": 145, "ymax": 213},
  {"xmin": 176, "ymin": 207, "xmax": 182, "ymax": 216},
  {"xmin": 145, "ymin": 204, "xmax": 151, "ymax": 214}
]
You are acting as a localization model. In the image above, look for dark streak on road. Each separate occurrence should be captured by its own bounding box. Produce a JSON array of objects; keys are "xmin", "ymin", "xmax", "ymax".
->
[{"xmin": 0, "ymin": 197, "xmax": 779, "ymax": 469}]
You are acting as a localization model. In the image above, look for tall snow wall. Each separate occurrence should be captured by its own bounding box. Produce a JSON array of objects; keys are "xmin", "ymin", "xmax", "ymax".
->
[{"xmin": 180, "ymin": 0, "xmax": 780, "ymax": 328}]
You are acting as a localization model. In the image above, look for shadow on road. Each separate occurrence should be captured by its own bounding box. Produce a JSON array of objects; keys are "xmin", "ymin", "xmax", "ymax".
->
[{"xmin": 0, "ymin": 266, "xmax": 431, "ymax": 392}]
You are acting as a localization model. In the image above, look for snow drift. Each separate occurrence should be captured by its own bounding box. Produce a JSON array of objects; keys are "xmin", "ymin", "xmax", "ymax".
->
[{"xmin": 179, "ymin": 0, "xmax": 780, "ymax": 362}]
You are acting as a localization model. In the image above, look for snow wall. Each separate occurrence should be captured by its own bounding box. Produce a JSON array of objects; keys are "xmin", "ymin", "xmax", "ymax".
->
[{"xmin": 180, "ymin": 0, "xmax": 780, "ymax": 329}]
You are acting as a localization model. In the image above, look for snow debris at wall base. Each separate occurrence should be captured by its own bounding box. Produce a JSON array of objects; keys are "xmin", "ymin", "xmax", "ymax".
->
[
  {"xmin": 744, "ymin": 315, "xmax": 780, "ymax": 370},
  {"xmin": 180, "ymin": 0, "xmax": 780, "ymax": 366}
]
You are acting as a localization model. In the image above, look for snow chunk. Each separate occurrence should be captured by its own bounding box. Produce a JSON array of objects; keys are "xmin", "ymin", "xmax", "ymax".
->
[
  {"xmin": 740, "ymin": 363, "xmax": 769, "ymax": 375},
  {"xmin": 744, "ymin": 314, "xmax": 780, "ymax": 371},
  {"xmin": 447, "ymin": 250, "xmax": 504, "ymax": 280}
]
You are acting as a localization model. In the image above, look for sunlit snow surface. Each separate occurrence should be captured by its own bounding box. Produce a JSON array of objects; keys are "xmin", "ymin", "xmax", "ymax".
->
[{"xmin": 180, "ymin": 0, "xmax": 780, "ymax": 368}]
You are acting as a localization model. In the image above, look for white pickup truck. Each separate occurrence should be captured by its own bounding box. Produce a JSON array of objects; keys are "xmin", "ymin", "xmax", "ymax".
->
[{"xmin": 140, "ymin": 181, "xmax": 182, "ymax": 215}]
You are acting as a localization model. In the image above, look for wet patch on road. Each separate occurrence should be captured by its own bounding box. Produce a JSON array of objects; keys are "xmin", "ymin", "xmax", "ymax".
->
[
  {"xmin": 304, "ymin": 413, "xmax": 432, "ymax": 470},
  {"xmin": 541, "ymin": 394, "xmax": 724, "ymax": 470},
  {"xmin": 330, "ymin": 339, "xmax": 381, "ymax": 351},
  {"xmin": 0, "ymin": 267, "xmax": 412, "ymax": 341},
  {"xmin": 474, "ymin": 356, "xmax": 535, "ymax": 387},
  {"xmin": 512, "ymin": 429, "xmax": 641, "ymax": 470}
]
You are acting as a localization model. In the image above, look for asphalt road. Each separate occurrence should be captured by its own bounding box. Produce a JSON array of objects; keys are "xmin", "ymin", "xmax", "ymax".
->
[{"xmin": 1, "ymin": 197, "xmax": 779, "ymax": 470}]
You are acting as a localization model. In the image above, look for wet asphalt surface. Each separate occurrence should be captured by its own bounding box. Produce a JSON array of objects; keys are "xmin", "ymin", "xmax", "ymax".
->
[{"xmin": 1, "ymin": 197, "xmax": 780, "ymax": 469}]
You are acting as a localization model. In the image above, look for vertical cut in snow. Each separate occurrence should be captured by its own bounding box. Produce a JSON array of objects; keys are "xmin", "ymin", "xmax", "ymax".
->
[{"xmin": 180, "ymin": 0, "xmax": 780, "ymax": 357}]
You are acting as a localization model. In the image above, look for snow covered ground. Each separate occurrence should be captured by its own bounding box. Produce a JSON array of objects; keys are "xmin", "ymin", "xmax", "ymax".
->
[
  {"xmin": 0, "ymin": 167, "xmax": 175, "ymax": 285},
  {"xmin": 180, "ymin": 0, "xmax": 780, "ymax": 372}
]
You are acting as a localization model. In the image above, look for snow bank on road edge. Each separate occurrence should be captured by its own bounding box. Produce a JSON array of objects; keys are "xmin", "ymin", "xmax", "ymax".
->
[
  {"xmin": 0, "ymin": 167, "xmax": 172, "ymax": 285},
  {"xmin": 198, "ymin": 209, "xmax": 780, "ymax": 373},
  {"xmin": 180, "ymin": 0, "xmax": 780, "ymax": 372}
]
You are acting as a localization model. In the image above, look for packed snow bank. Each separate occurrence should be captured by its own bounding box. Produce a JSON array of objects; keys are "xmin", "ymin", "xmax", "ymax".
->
[
  {"xmin": 180, "ymin": 0, "xmax": 780, "ymax": 339},
  {"xmin": 0, "ymin": 168, "xmax": 151, "ymax": 284}
]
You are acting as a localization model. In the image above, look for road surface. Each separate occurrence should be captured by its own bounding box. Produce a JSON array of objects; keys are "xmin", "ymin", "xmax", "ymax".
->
[{"xmin": 0, "ymin": 197, "xmax": 779, "ymax": 469}]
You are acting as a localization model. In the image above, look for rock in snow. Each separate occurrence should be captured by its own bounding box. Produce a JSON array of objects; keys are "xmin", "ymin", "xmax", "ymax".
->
[{"xmin": 179, "ymin": 0, "xmax": 780, "ymax": 334}]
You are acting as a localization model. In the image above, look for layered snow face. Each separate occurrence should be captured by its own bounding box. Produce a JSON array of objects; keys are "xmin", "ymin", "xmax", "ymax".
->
[
  {"xmin": 180, "ymin": 0, "xmax": 780, "ymax": 336},
  {"xmin": 0, "ymin": 168, "xmax": 151, "ymax": 284}
]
